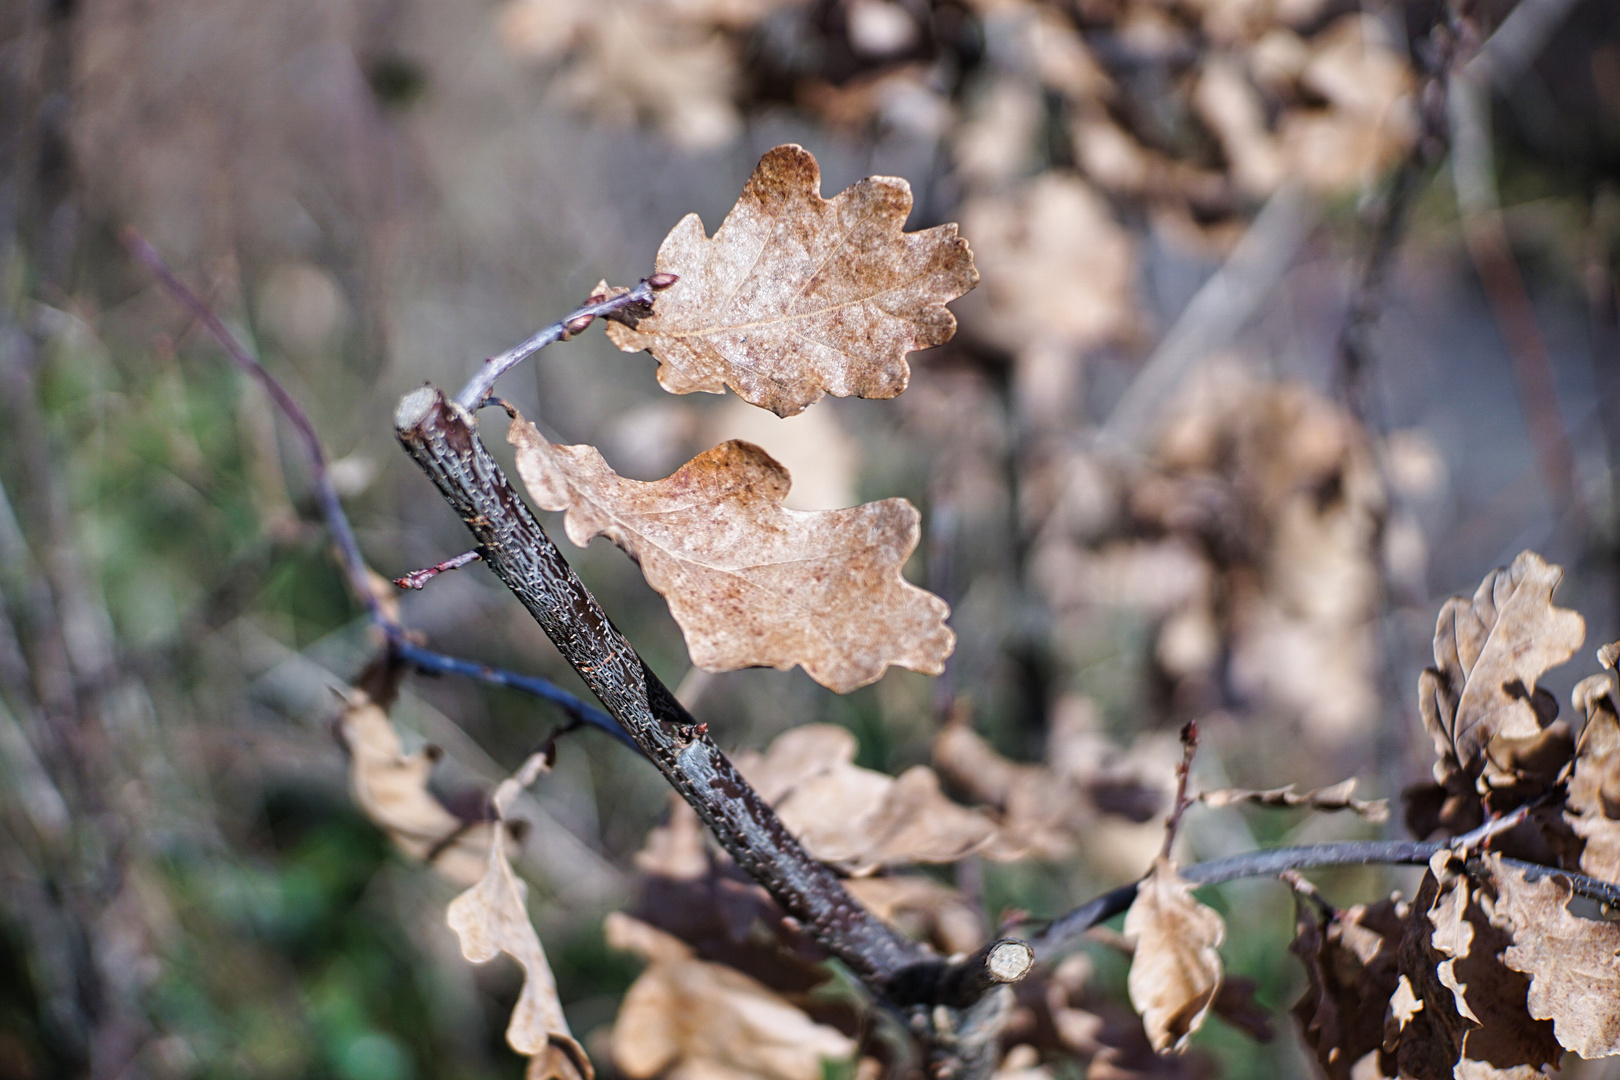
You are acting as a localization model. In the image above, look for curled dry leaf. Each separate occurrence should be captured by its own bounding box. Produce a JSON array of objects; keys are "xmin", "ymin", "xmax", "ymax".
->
[
  {"xmin": 447, "ymin": 755, "xmax": 592, "ymax": 1080},
  {"xmin": 1422, "ymin": 550, "xmax": 1584, "ymax": 773},
  {"xmin": 605, "ymin": 144, "xmax": 978, "ymax": 417},
  {"xmin": 1487, "ymin": 853, "xmax": 1620, "ymax": 1060},
  {"xmin": 735, "ymin": 724, "xmax": 998, "ymax": 872},
  {"xmin": 508, "ymin": 413, "xmax": 953, "ymax": 693},
  {"xmin": 1199, "ymin": 779, "xmax": 1387, "ymax": 821},
  {"xmin": 1291, "ymin": 896, "xmax": 1404, "ymax": 1080},
  {"xmin": 1123, "ymin": 858, "xmax": 1225, "ymax": 1055},
  {"xmin": 606, "ymin": 913, "xmax": 856, "ymax": 1080},
  {"xmin": 1385, "ymin": 852, "xmax": 1561, "ymax": 1080},
  {"xmin": 1567, "ymin": 668, "xmax": 1620, "ymax": 881},
  {"xmin": 338, "ymin": 687, "xmax": 508, "ymax": 887}
]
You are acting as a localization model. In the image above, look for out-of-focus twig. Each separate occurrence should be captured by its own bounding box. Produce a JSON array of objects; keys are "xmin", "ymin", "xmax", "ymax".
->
[
  {"xmin": 124, "ymin": 230, "xmax": 635, "ymax": 748},
  {"xmin": 1448, "ymin": 67, "xmax": 1579, "ymax": 518},
  {"xmin": 1102, "ymin": 183, "xmax": 1318, "ymax": 451}
]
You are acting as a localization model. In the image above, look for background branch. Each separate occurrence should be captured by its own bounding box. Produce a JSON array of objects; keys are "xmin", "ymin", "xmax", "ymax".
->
[
  {"xmin": 1032, "ymin": 840, "xmax": 1620, "ymax": 960},
  {"xmin": 125, "ymin": 230, "xmax": 633, "ymax": 746}
]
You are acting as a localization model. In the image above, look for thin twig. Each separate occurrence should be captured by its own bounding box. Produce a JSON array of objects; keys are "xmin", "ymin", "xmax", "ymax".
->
[
  {"xmin": 395, "ymin": 549, "xmax": 481, "ymax": 590},
  {"xmin": 1102, "ymin": 183, "xmax": 1318, "ymax": 450},
  {"xmin": 125, "ymin": 230, "xmax": 633, "ymax": 746},
  {"xmin": 453, "ymin": 276, "xmax": 675, "ymax": 411},
  {"xmin": 1161, "ymin": 719, "xmax": 1199, "ymax": 860},
  {"xmin": 1030, "ymin": 840, "xmax": 1620, "ymax": 960}
]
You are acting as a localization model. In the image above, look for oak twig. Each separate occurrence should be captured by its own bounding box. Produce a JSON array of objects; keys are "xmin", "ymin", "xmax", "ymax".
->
[
  {"xmin": 394, "ymin": 385, "xmax": 1030, "ymax": 1017},
  {"xmin": 453, "ymin": 276, "xmax": 673, "ymax": 411},
  {"xmin": 395, "ymin": 550, "xmax": 482, "ymax": 589},
  {"xmin": 1032, "ymin": 840, "xmax": 1620, "ymax": 960}
]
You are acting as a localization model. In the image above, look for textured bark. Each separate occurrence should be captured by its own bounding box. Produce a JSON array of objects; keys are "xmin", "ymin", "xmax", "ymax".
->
[{"xmin": 394, "ymin": 385, "xmax": 928, "ymax": 989}]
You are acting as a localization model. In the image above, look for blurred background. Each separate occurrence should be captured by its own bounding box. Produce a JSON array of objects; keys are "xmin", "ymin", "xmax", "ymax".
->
[{"xmin": 3, "ymin": 0, "xmax": 1620, "ymax": 1076}]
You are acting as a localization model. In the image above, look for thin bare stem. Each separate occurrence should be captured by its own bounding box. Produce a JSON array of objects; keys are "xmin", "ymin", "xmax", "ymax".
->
[
  {"xmin": 126, "ymin": 230, "xmax": 633, "ymax": 747},
  {"xmin": 453, "ymin": 278, "xmax": 673, "ymax": 411},
  {"xmin": 1161, "ymin": 719, "xmax": 1199, "ymax": 860},
  {"xmin": 395, "ymin": 550, "xmax": 481, "ymax": 590},
  {"xmin": 124, "ymin": 228, "xmax": 380, "ymax": 622},
  {"xmin": 1031, "ymin": 840, "xmax": 1620, "ymax": 960}
]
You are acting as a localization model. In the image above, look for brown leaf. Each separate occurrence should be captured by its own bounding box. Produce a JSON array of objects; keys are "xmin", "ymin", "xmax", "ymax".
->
[
  {"xmin": 1199, "ymin": 779, "xmax": 1387, "ymax": 821},
  {"xmin": 338, "ymin": 687, "xmax": 508, "ymax": 887},
  {"xmin": 508, "ymin": 415, "xmax": 953, "ymax": 693},
  {"xmin": 734, "ymin": 724, "xmax": 997, "ymax": 872},
  {"xmin": 1421, "ymin": 550, "xmax": 1585, "ymax": 778},
  {"xmin": 1385, "ymin": 853, "xmax": 1562, "ymax": 1079},
  {"xmin": 1488, "ymin": 853, "xmax": 1620, "ymax": 1060},
  {"xmin": 931, "ymin": 696, "xmax": 1171, "ymax": 863},
  {"xmin": 1123, "ymin": 858, "xmax": 1225, "ymax": 1055},
  {"xmin": 606, "ymin": 913, "xmax": 856, "ymax": 1080},
  {"xmin": 1291, "ymin": 896, "xmax": 1404, "ymax": 1080},
  {"xmin": 447, "ymin": 756, "xmax": 592, "ymax": 1080},
  {"xmin": 1568, "ymin": 669, "xmax": 1620, "ymax": 881},
  {"xmin": 605, "ymin": 144, "xmax": 977, "ymax": 417},
  {"xmin": 843, "ymin": 875, "xmax": 987, "ymax": 956}
]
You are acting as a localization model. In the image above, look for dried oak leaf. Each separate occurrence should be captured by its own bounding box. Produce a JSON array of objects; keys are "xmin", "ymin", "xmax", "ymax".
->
[
  {"xmin": 1123, "ymin": 858, "xmax": 1225, "ymax": 1055},
  {"xmin": 1487, "ymin": 853, "xmax": 1620, "ymax": 1060},
  {"xmin": 605, "ymin": 143, "xmax": 978, "ymax": 417},
  {"xmin": 607, "ymin": 913, "xmax": 856, "ymax": 1080},
  {"xmin": 448, "ymin": 757, "xmax": 592, "ymax": 1080},
  {"xmin": 1567, "ymin": 666, "xmax": 1620, "ymax": 881},
  {"xmin": 338, "ymin": 687, "xmax": 511, "ymax": 887},
  {"xmin": 733, "ymin": 724, "xmax": 997, "ymax": 872},
  {"xmin": 508, "ymin": 413, "xmax": 953, "ymax": 693},
  {"xmin": 1385, "ymin": 852, "xmax": 1561, "ymax": 1080},
  {"xmin": 1291, "ymin": 895, "xmax": 1405, "ymax": 1080},
  {"xmin": 1419, "ymin": 550, "xmax": 1585, "ymax": 782},
  {"xmin": 1200, "ymin": 779, "xmax": 1387, "ymax": 820}
]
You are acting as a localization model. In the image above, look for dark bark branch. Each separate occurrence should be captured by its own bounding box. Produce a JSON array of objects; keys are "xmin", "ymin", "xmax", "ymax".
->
[
  {"xmin": 393, "ymin": 384, "xmax": 940, "ymax": 991},
  {"xmin": 1032, "ymin": 840, "xmax": 1620, "ymax": 960}
]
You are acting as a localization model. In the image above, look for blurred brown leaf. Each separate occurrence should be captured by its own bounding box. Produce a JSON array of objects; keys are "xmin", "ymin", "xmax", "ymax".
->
[
  {"xmin": 606, "ymin": 144, "xmax": 978, "ymax": 417},
  {"xmin": 734, "ymin": 724, "xmax": 998, "ymax": 872},
  {"xmin": 1123, "ymin": 858, "xmax": 1225, "ymax": 1055},
  {"xmin": 1419, "ymin": 550, "xmax": 1585, "ymax": 783},
  {"xmin": 1199, "ymin": 779, "xmax": 1387, "ymax": 821},
  {"xmin": 932, "ymin": 695, "xmax": 1169, "ymax": 861},
  {"xmin": 447, "ymin": 755, "xmax": 592, "ymax": 1080},
  {"xmin": 508, "ymin": 414, "xmax": 953, "ymax": 693},
  {"xmin": 337, "ymin": 687, "xmax": 509, "ymax": 887},
  {"xmin": 1291, "ymin": 896, "xmax": 1405, "ymax": 1080},
  {"xmin": 607, "ymin": 913, "xmax": 856, "ymax": 1080}
]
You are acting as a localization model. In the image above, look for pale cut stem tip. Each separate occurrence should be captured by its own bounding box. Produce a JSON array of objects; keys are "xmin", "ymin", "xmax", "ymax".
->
[
  {"xmin": 986, "ymin": 939, "xmax": 1034, "ymax": 984},
  {"xmin": 395, "ymin": 385, "xmax": 442, "ymax": 431}
]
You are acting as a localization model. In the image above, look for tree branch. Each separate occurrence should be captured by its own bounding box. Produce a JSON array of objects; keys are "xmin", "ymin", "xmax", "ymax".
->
[
  {"xmin": 394, "ymin": 385, "xmax": 1032, "ymax": 1051},
  {"xmin": 1032, "ymin": 840, "xmax": 1620, "ymax": 960},
  {"xmin": 393, "ymin": 384, "xmax": 946, "ymax": 992}
]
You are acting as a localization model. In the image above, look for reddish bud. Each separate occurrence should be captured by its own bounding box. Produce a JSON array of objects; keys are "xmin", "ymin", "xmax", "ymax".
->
[{"xmin": 647, "ymin": 272, "xmax": 679, "ymax": 290}]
